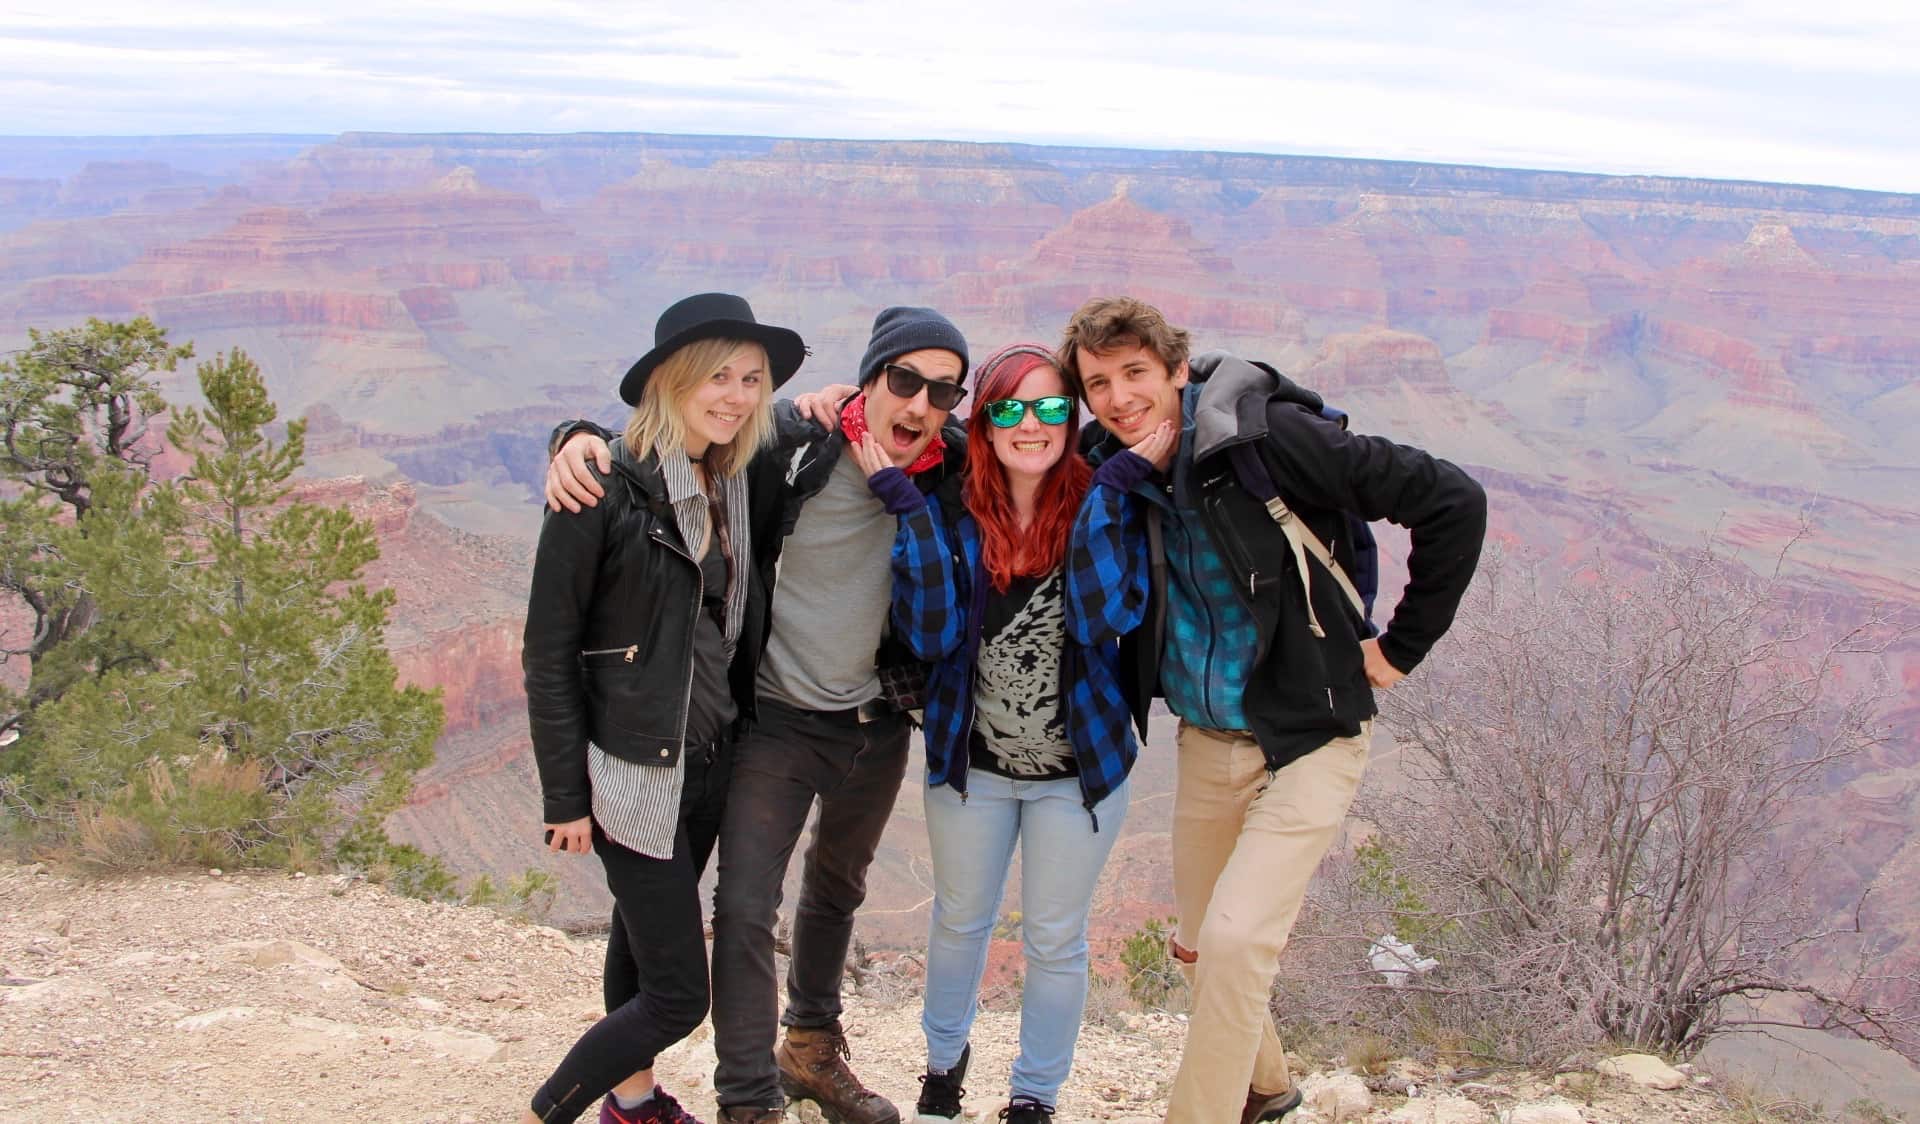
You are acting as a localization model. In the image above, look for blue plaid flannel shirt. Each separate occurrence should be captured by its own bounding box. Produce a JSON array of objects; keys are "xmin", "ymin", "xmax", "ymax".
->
[
  {"xmin": 889, "ymin": 491, "xmax": 1138, "ymax": 821},
  {"xmin": 1067, "ymin": 419, "xmax": 1258, "ymax": 731}
]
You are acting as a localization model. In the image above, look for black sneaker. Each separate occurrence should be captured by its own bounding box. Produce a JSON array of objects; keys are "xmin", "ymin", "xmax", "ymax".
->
[
  {"xmin": 914, "ymin": 1043, "xmax": 970, "ymax": 1123},
  {"xmin": 997, "ymin": 1097, "xmax": 1054, "ymax": 1124}
]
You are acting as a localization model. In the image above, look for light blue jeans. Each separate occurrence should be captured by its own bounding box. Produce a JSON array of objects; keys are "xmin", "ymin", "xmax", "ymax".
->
[{"xmin": 921, "ymin": 770, "xmax": 1131, "ymax": 1105}]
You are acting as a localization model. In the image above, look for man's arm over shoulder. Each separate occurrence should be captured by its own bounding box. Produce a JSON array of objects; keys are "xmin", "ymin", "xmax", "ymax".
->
[{"xmin": 1263, "ymin": 404, "xmax": 1487, "ymax": 673}]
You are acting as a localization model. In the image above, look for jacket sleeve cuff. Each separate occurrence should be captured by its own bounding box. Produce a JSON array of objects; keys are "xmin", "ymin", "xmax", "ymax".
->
[
  {"xmin": 549, "ymin": 419, "xmax": 610, "ymax": 458},
  {"xmin": 865, "ymin": 466, "xmax": 926, "ymax": 515},
  {"xmin": 1093, "ymin": 450, "xmax": 1154, "ymax": 492},
  {"xmin": 1378, "ymin": 631, "xmax": 1424, "ymax": 674},
  {"xmin": 542, "ymin": 793, "xmax": 592, "ymax": 825}
]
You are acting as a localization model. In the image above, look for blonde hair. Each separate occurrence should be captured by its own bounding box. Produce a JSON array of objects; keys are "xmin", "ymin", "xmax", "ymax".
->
[{"xmin": 621, "ymin": 338, "xmax": 775, "ymax": 477}]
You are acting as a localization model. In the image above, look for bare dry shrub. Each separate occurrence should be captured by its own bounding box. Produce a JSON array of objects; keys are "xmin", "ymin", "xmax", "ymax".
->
[{"xmin": 1286, "ymin": 542, "xmax": 1917, "ymax": 1066}]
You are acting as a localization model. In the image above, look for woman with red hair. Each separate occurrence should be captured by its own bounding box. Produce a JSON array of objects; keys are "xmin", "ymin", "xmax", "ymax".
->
[{"xmin": 851, "ymin": 343, "xmax": 1165, "ymax": 1124}]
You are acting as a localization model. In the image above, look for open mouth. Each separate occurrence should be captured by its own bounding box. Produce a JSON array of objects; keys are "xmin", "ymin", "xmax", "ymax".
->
[
  {"xmin": 1110, "ymin": 407, "xmax": 1150, "ymax": 431},
  {"xmin": 1012, "ymin": 440, "xmax": 1050, "ymax": 452},
  {"xmin": 889, "ymin": 422, "xmax": 924, "ymax": 450},
  {"xmin": 709, "ymin": 411, "xmax": 742, "ymax": 427}
]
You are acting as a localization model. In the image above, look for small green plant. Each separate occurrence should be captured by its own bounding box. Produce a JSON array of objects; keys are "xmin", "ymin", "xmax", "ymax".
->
[
  {"xmin": 335, "ymin": 827, "xmax": 460, "ymax": 901},
  {"xmin": 993, "ymin": 910, "xmax": 1024, "ymax": 941},
  {"xmin": 508, "ymin": 868, "xmax": 559, "ymax": 920},
  {"xmin": 1353, "ymin": 837, "xmax": 1450, "ymax": 945},
  {"xmin": 1121, "ymin": 916, "xmax": 1187, "ymax": 1010},
  {"xmin": 464, "ymin": 874, "xmax": 501, "ymax": 908},
  {"xmin": 1844, "ymin": 1097, "xmax": 1907, "ymax": 1124}
]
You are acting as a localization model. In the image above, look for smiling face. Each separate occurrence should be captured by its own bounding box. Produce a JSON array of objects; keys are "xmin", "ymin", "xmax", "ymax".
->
[
  {"xmin": 678, "ymin": 344, "xmax": 769, "ymax": 458},
  {"xmin": 861, "ymin": 347, "xmax": 965, "ymax": 468},
  {"xmin": 986, "ymin": 364, "xmax": 1071, "ymax": 485},
  {"xmin": 1076, "ymin": 339, "xmax": 1188, "ymax": 446}
]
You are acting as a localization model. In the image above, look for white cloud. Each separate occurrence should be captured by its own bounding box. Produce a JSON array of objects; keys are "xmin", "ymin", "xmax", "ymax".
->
[{"xmin": 1, "ymin": 0, "xmax": 1916, "ymax": 191}]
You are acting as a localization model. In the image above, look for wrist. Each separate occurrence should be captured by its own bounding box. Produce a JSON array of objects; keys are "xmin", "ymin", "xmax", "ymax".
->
[
  {"xmin": 866, "ymin": 466, "xmax": 925, "ymax": 515},
  {"xmin": 1093, "ymin": 450, "xmax": 1154, "ymax": 492}
]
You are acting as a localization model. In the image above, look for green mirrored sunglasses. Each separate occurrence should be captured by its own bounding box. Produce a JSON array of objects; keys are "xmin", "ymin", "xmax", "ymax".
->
[{"xmin": 983, "ymin": 395, "xmax": 1073, "ymax": 428}]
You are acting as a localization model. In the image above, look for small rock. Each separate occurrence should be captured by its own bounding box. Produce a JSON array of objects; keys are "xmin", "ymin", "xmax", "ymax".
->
[
  {"xmin": 1303, "ymin": 1072, "xmax": 1374, "ymax": 1122},
  {"xmin": 175, "ymin": 1006, "xmax": 262, "ymax": 1031},
  {"xmin": 219, "ymin": 940, "xmax": 344, "ymax": 973},
  {"xmin": 1504, "ymin": 1101, "xmax": 1585, "ymax": 1124},
  {"xmin": 5, "ymin": 976, "xmax": 110, "ymax": 1007},
  {"xmin": 209, "ymin": 868, "xmax": 223, "ymax": 877},
  {"xmin": 1593, "ymin": 1053, "xmax": 1687, "ymax": 1091},
  {"xmin": 1386, "ymin": 1093, "xmax": 1489, "ymax": 1123}
]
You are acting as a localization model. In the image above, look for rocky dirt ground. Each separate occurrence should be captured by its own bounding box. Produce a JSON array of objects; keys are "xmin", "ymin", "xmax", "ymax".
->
[{"xmin": 2, "ymin": 863, "xmax": 1792, "ymax": 1122}]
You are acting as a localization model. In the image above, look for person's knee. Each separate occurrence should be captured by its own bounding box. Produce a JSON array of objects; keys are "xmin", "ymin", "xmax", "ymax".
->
[
  {"xmin": 1195, "ymin": 911, "xmax": 1281, "ymax": 971},
  {"xmin": 796, "ymin": 858, "xmax": 871, "ymax": 916},
  {"xmin": 660, "ymin": 979, "xmax": 712, "ymax": 1041},
  {"xmin": 713, "ymin": 863, "xmax": 786, "ymax": 930},
  {"xmin": 1022, "ymin": 916, "xmax": 1089, "ymax": 970}
]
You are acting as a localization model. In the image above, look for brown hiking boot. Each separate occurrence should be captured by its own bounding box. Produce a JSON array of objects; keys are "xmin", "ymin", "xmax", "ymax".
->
[
  {"xmin": 776, "ymin": 1022, "xmax": 900, "ymax": 1124},
  {"xmin": 716, "ymin": 1107, "xmax": 785, "ymax": 1124},
  {"xmin": 1241, "ymin": 1086, "xmax": 1303, "ymax": 1124}
]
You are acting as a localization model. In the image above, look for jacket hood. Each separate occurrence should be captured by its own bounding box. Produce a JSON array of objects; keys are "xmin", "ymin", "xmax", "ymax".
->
[{"xmin": 1188, "ymin": 350, "xmax": 1328, "ymax": 463}]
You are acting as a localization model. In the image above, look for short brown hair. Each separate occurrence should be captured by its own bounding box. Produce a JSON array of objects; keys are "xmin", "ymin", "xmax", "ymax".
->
[{"xmin": 1055, "ymin": 296, "xmax": 1192, "ymax": 397}]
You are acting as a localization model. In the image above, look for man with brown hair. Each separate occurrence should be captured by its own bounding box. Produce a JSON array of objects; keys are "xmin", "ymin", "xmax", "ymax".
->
[{"xmin": 1060, "ymin": 296, "xmax": 1486, "ymax": 1124}]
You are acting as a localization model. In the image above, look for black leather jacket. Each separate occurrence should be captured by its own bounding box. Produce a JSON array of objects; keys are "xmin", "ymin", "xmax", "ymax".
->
[
  {"xmin": 554, "ymin": 396, "xmax": 966, "ymax": 726},
  {"xmin": 522, "ymin": 441, "xmax": 765, "ymax": 825}
]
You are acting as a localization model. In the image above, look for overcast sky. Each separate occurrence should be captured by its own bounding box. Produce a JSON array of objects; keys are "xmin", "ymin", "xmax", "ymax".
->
[{"xmin": 4, "ymin": 0, "xmax": 1917, "ymax": 192}]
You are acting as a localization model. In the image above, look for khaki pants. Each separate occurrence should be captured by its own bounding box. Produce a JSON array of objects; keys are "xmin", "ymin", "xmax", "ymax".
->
[{"xmin": 1164, "ymin": 721, "xmax": 1370, "ymax": 1124}]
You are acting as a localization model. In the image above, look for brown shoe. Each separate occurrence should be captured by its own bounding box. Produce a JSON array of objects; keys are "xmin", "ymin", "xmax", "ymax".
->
[
  {"xmin": 1241, "ymin": 1086, "xmax": 1302, "ymax": 1124},
  {"xmin": 716, "ymin": 1107, "xmax": 785, "ymax": 1124},
  {"xmin": 776, "ymin": 1022, "xmax": 900, "ymax": 1124}
]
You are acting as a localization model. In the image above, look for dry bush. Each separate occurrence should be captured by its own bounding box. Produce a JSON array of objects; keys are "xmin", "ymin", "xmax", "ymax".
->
[{"xmin": 1284, "ymin": 542, "xmax": 1917, "ymax": 1066}]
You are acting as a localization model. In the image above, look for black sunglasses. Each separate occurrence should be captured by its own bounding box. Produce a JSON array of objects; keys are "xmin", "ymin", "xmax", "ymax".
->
[{"xmin": 882, "ymin": 363, "xmax": 967, "ymax": 411}]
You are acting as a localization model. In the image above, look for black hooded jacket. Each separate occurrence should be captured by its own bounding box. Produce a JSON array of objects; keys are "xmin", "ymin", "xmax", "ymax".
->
[{"xmin": 1084, "ymin": 351, "xmax": 1487, "ymax": 767}]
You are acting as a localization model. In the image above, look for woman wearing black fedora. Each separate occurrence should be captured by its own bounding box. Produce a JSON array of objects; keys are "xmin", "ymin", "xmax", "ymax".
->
[{"xmin": 520, "ymin": 293, "xmax": 804, "ymax": 1124}]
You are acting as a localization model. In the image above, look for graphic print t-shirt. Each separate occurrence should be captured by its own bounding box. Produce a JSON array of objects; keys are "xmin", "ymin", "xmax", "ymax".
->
[{"xmin": 969, "ymin": 567, "xmax": 1076, "ymax": 780}]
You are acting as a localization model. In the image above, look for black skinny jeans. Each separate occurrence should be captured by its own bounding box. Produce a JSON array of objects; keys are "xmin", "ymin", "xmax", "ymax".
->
[
  {"xmin": 530, "ymin": 740, "xmax": 732, "ymax": 1123},
  {"xmin": 710, "ymin": 700, "xmax": 910, "ymax": 1110}
]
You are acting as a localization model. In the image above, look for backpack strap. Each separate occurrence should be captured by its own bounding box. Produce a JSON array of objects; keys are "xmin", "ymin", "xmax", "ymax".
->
[{"xmin": 1227, "ymin": 442, "xmax": 1367, "ymax": 639}]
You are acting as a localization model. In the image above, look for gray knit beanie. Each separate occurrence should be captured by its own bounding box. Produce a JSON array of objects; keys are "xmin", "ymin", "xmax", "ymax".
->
[{"xmin": 857, "ymin": 306, "xmax": 970, "ymax": 387}]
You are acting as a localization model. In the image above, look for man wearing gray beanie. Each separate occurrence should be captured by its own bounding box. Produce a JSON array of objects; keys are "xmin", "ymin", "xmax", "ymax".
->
[{"xmin": 544, "ymin": 305, "xmax": 971, "ymax": 1124}]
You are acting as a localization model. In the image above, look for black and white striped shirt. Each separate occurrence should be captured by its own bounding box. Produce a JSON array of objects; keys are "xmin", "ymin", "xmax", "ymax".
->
[{"xmin": 588, "ymin": 441, "xmax": 750, "ymax": 858}]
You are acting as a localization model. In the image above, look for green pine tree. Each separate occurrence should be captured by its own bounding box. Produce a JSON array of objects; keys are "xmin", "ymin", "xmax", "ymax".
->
[
  {"xmin": 158, "ymin": 350, "xmax": 443, "ymax": 863},
  {"xmin": 0, "ymin": 318, "xmax": 190, "ymax": 739},
  {"xmin": 2, "ymin": 322, "xmax": 443, "ymax": 870}
]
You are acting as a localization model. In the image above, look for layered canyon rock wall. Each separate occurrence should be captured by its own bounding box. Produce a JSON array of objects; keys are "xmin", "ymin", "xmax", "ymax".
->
[{"xmin": 1, "ymin": 133, "xmax": 1914, "ymax": 961}]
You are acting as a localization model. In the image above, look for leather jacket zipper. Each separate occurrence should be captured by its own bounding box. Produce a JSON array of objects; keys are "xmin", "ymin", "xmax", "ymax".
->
[
  {"xmin": 581, "ymin": 644, "xmax": 639, "ymax": 663},
  {"xmin": 648, "ymin": 523, "xmax": 702, "ymax": 763}
]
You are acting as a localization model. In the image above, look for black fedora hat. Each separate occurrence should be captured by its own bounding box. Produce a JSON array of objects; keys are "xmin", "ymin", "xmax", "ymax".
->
[{"xmin": 620, "ymin": 292, "xmax": 807, "ymax": 405}]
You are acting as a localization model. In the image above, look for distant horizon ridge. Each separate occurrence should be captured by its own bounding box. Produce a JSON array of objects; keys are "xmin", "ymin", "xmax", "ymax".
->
[{"xmin": 1, "ymin": 129, "xmax": 1913, "ymax": 202}]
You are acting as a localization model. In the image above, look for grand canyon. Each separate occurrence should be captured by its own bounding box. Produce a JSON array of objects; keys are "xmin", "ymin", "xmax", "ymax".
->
[{"xmin": 2, "ymin": 132, "xmax": 1916, "ymax": 1023}]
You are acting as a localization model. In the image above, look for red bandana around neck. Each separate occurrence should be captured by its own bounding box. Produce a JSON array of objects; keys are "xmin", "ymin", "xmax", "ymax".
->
[{"xmin": 841, "ymin": 392, "xmax": 946, "ymax": 476}]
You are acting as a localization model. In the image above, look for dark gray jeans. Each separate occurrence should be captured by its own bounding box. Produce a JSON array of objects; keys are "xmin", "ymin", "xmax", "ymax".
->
[{"xmin": 710, "ymin": 698, "xmax": 911, "ymax": 1110}]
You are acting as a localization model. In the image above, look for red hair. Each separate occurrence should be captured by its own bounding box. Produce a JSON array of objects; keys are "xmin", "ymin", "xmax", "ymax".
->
[{"xmin": 962, "ymin": 344, "xmax": 1093, "ymax": 593}]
